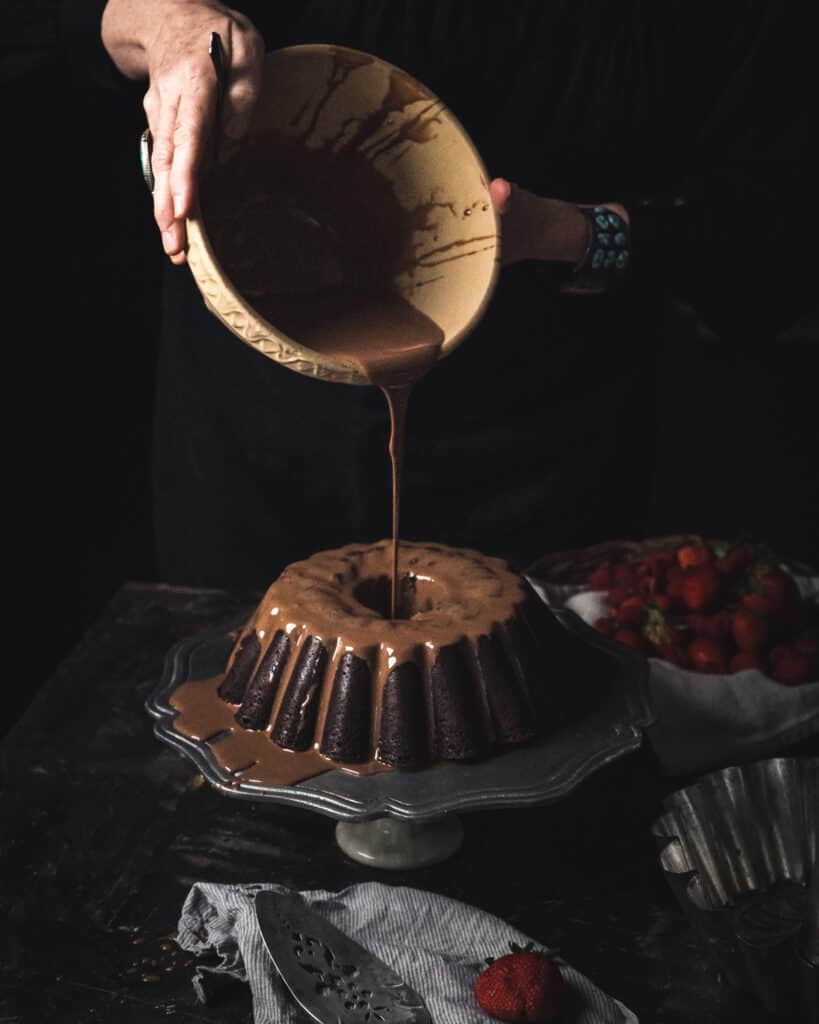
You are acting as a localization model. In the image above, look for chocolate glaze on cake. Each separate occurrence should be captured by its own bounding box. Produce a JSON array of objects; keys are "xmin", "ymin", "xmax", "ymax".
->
[{"xmin": 170, "ymin": 539, "xmax": 576, "ymax": 785}]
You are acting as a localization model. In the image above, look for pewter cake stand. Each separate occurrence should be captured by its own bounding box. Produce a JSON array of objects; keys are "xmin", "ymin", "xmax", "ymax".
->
[{"xmin": 147, "ymin": 608, "xmax": 653, "ymax": 868}]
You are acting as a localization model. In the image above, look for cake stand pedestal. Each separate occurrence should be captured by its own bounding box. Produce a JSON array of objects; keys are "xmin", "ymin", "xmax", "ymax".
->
[
  {"xmin": 146, "ymin": 609, "xmax": 653, "ymax": 869},
  {"xmin": 335, "ymin": 816, "xmax": 465, "ymax": 868}
]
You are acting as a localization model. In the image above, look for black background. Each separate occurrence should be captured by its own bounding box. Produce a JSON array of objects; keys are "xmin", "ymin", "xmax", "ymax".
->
[{"xmin": 4, "ymin": 11, "xmax": 818, "ymax": 738}]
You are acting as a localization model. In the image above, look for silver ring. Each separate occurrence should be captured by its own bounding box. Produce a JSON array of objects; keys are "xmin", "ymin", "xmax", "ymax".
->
[{"xmin": 139, "ymin": 128, "xmax": 155, "ymax": 193}]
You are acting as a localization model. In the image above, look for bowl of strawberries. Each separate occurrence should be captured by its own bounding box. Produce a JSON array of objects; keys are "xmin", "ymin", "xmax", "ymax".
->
[{"xmin": 528, "ymin": 534, "xmax": 819, "ymax": 687}]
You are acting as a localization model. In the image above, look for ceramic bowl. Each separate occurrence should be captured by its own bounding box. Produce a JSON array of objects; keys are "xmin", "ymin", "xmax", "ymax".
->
[{"xmin": 185, "ymin": 44, "xmax": 500, "ymax": 385}]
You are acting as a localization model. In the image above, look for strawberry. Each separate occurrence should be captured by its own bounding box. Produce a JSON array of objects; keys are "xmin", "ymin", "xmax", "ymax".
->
[
  {"xmin": 611, "ymin": 562, "xmax": 638, "ymax": 589},
  {"xmin": 637, "ymin": 551, "xmax": 676, "ymax": 582},
  {"xmin": 638, "ymin": 574, "xmax": 660, "ymax": 599},
  {"xmin": 680, "ymin": 565, "xmax": 722, "ymax": 612},
  {"xmin": 593, "ymin": 616, "xmax": 615, "ymax": 636},
  {"xmin": 606, "ymin": 582, "xmax": 635, "ymax": 608},
  {"xmin": 731, "ymin": 608, "xmax": 769, "ymax": 652},
  {"xmin": 714, "ymin": 544, "xmax": 753, "ymax": 577},
  {"xmin": 665, "ymin": 565, "xmax": 686, "ymax": 603},
  {"xmin": 688, "ymin": 636, "xmax": 729, "ymax": 674},
  {"xmin": 686, "ymin": 613, "xmax": 709, "ymax": 635},
  {"xmin": 613, "ymin": 627, "xmax": 650, "ymax": 653},
  {"xmin": 588, "ymin": 562, "xmax": 614, "ymax": 591},
  {"xmin": 701, "ymin": 612, "xmax": 732, "ymax": 641},
  {"xmin": 677, "ymin": 544, "xmax": 712, "ymax": 570},
  {"xmin": 741, "ymin": 592, "xmax": 772, "ymax": 617},
  {"xmin": 730, "ymin": 651, "xmax": 765, "ymax": 673},
  {"xmin": 652, "ymin": 593, "xmax": 672, "ymax": 612},
  {"xmin": 756, "ymin": 568, "xmax": 801, "ymax": 615},
  {"xmin": 476, "ymin": 951, "xmax": 563, "ymax": 1024},
  {"xmin": 750, "ymin": 569, "xmax": 807, "ymax": 635},
  {"xmin": 770, "ymin": 647, "xmax": 816, "ymax": 686},
  {"xmin": 614, "ymin": 595, "xmax": 647, "ymax": 626}
]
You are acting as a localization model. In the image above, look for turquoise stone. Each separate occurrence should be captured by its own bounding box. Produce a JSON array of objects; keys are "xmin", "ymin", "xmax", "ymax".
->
[
  {"xmin": 607, "ymin": 213, "xmax": 620, "ymax": 227},
  {"xmin": 592, "ymin": 248, "xmax": 605, "ymax": 269},
  {"xmin": 604, "ymin": 251, "xmax": 617, "ymax": 268},
  {"xmin": 598, "ymin": 232, "xmax": 611, "ymax": 246},
  {"xmin": 614, "ymin": 232, "xmax": 627, "ymax": 246},
  {"xmin": 616, "ymin": 252, "xmax": 629, "ymax": 268},
  {"xmin": 595, "ymin": 214, "xmax": 609, "ymax": 229}
]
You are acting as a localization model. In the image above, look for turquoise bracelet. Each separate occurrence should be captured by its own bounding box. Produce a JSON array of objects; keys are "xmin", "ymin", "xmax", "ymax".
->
[{"xmin": 562, "ymin": 205, "xmax": 631, "ymax": 295}]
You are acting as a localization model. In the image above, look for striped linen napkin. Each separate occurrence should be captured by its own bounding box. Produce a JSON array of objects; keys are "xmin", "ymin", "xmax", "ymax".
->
[{"xmin": 176, "ymin": 881, "xmax": 637, "ymax": 1023}]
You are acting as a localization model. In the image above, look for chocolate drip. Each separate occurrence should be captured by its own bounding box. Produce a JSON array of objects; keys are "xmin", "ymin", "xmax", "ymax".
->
[
  {"xmin": 271, "ymin": 636, "xmax": 328, "ymax": 750},
  {"xmin": 383, "ymin": 384, "xmax": 411, "ymax": 618},
  {"xmin": 475, "ymin": 633, "xmax": 537, "ymax": 745},
  {"xmin": 235, "ymin": 629, "xmax": 291, "ymax": 730},
  {"xmin": 430, "ymin": 642, "xmax": 490, "ymax": 760},
  {"xmin": 378, "ymin": 661, "xmax": 430, "ymax": 768},
  {"xmin": 319, "ymin": 651, "xmax": 373, "ymax": 763},
  {"xmin": 217, "ymin": 631, "xmax": 261, "ymax": 704}
]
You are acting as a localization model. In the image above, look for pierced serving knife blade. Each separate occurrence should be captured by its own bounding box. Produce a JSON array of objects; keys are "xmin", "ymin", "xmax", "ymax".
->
[{"xmin": 255, "ymin": 890, "xmax": 433, "ymax": 1024}]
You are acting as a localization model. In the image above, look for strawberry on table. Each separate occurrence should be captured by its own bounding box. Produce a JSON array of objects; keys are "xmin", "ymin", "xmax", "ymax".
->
[{"xmin": 476, "ymin": 948, "xmax": 563, "ymax": 1024}]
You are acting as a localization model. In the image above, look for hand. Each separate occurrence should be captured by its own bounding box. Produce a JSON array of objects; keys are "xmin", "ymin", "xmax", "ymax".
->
[
  {"xmin": 489, "ymin": 178, "xmax": 590, "ymax": 267},
  {"xmin": 102, "ymin": 0, "xmax": 265, "ymax": 264}
]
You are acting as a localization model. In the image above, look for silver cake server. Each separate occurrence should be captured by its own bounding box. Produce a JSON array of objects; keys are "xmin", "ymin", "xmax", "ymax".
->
[{"xmin": 255, "ymin": 890, "xmax": 433, "ymax": 1024}]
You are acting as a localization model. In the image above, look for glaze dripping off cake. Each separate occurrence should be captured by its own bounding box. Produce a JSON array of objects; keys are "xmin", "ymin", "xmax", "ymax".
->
[{"xmin": 169, "ymin": 540, "xmax": 586, "ymax": 785}]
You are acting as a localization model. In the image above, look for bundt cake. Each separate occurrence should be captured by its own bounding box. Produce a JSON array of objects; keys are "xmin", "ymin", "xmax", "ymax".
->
[{"xmin": 170, "ymin": 540, "xmax": 586, "ymax": 786}]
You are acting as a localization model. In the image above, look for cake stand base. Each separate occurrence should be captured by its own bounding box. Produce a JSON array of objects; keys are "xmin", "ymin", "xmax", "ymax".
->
[{"xmin": 335, "ymin": 815, "xmax": 464, "ymax": 869}]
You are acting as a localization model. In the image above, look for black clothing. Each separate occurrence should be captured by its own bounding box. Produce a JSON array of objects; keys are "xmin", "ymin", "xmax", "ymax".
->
[{"xmin": 57, "ymin": 1, "xmax": 818, "ymax": 587}]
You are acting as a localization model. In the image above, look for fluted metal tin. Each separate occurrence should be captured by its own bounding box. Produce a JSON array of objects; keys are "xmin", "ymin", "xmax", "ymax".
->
[{"xmin": 652, "ymin": 757, "xmax": 818, "ymax": 1018}]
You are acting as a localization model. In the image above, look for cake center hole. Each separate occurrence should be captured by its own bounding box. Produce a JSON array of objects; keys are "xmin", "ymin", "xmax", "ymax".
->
[{"xmin": 353, "ymin": 574, "xmax": 445, "ymax": 620}]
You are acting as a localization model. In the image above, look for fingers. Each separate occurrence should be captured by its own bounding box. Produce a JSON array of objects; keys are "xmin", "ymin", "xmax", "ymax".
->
[
  {"xmin": 142, "ymin": 8, "xmax": 265, "ymax": 264},
  {"xmin": 146, "ymin": 88, "xmax": 187, "ymax": 261},
  {"xmin": 169, "ymin": 73, "xmax": 217, "ymax": 221},
  {"xmin": 223, "ymin": 17, "xmax": 264, "ymax": 141},
  {"xmin": 489, "ymin": 177, "xmax": 513, "ymax": 215}
]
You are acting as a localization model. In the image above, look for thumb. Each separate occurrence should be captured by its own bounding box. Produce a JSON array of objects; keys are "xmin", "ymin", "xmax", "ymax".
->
[{"xmin": 489, "ymin": 177, "xmax": 513, "ymax": 215}]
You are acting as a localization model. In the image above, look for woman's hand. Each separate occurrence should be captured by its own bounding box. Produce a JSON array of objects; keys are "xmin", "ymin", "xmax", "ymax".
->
[
  {"xmin": 102, "ymin": 0, "xmax": 265, "ymax": 264},
  {"xmin": 489, "ymin": 178, "xmax": 591, "ymax": 267}
]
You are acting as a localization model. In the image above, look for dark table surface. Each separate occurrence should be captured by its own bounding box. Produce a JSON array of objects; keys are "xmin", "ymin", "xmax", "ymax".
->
[{"xmin": 1, "ymin": 582, "xmax": 816, "ymax": 1023}]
